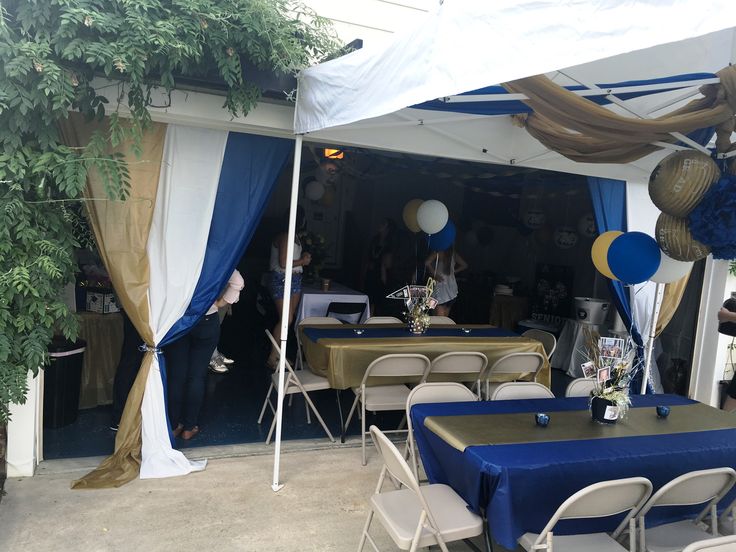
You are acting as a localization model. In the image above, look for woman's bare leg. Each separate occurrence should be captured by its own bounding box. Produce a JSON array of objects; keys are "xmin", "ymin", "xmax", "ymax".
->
[{"xmin": 269, "ymin": 292, "xmax": 302, "ymax": 367}]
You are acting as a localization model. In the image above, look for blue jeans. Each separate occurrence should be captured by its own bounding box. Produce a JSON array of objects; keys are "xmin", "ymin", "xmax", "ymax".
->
[{"xmin": 164, "ymin": 313, "xmax": 220, "ymax": 431}]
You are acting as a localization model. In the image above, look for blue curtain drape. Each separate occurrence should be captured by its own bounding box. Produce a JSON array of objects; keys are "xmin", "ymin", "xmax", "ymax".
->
[{"xmin": 587, "ymin": 177, "xmax": 648, "ymax": 393}]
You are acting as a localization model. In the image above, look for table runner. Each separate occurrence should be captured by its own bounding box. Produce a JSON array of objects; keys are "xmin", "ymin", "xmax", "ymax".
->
[
  {"xmin": 299, "ymin": 324, "xmax": 548, "ymax": 389},
  {"xmin": 425, "ymin": 402, "xmax": 736, "ymax": 450}
]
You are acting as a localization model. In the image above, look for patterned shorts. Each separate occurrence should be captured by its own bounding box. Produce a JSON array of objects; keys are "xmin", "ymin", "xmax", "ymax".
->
[{"xmin": 268, "ymin": 271, "xmax": 302, "ymax": 299}]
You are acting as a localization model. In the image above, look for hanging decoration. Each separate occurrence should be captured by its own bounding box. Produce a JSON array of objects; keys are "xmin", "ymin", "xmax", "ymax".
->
[
  {"xmin": 402, "ymin": 199, "xmax": 423, "ymax": 233},
  {"xmin": 426, "ymin": 220, "xmax": 456, "ymax": 251},
  {"xmin": 304, "ymin": 178, "xmax": 325, "ymax": 201},
  {"xmin": 522, "ymin": 208, "xmax": 546, "ymax": 229},
  {"xmin": 648, "ymin": 150, "xmax": 720, "ymax": 218},
  {"xmin": 688, "ymin": 174, "xmax": 736, "ymax": 259},
  {"xmin": 649, "ymin": 252, "xmax": 693, "ymax": 284},
  {"xmin": 416, "ymin": 200, "xmax": 449, "ymax": 234},
  {"xmin": 591, "ymin": 231, "xmax": 624, "ymax": 279},
  {"xmin": 577, "ymin": 213, "xmax": 597, "ymax": 238},
  {"xmin": 606, "ymin": 231, "xmax": 661, "ymax": 285},
  {"xmin": 553, "ymin": 226, "xmax": 578, "ymax": 249},
  {"xmin": 655, "ymin": 212, "xmax": 710, "ymax": 261},
  {"xmin": 320, "ymin": 188, "xmax": 335, "ymax": 207}
]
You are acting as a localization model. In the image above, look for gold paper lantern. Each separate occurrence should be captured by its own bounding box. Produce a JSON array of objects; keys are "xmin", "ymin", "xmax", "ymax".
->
[
  {"xmin": 655, "ymin": 212, "xmax": 710, "ymax": 261},
  {"xmin": 649, "ymin": 151, "xmax": 720, "ymax": 217}
]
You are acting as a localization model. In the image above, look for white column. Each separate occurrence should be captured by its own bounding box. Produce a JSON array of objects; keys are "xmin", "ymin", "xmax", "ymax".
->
[{"xmin": 6, "ymin": 370, "xmax": 42, "ymax": 477}]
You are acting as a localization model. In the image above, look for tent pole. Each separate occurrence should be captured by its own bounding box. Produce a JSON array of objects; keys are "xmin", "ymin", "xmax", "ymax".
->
[
  {"xmin": 271, "ymin": 134, "xmax": 303, "ymax": 492},
  {"xmin": 640, "ymin": 282, "xmax": 665, "ymax": 394}
]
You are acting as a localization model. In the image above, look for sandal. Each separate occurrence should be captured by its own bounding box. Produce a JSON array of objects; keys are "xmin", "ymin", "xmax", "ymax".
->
[
  {"xmin": 172, "ymin": 423, "xmax": 184, "ymax": 438},
  {"xmin": 181, "ymin": 426, "xmax": 200, "ymax": 441}
]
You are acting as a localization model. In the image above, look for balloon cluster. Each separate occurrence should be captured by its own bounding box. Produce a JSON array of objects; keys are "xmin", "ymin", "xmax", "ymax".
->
[
  {"xmin": 402, "ymin": 199, "xmax": 456, "ymax": 251},
  {"xmin": 303, "ymin": 161, "xmax": 340, "ymax": 206}
]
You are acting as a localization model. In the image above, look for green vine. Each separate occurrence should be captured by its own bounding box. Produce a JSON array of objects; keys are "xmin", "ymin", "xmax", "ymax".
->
[{"xmin": 0, "ymin": 0, "xmax": 340, "ymax": 422}]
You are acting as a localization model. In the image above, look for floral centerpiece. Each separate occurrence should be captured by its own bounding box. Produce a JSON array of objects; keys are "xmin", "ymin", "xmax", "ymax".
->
[
  {"xmin": 581, "ymin": 327, "xmax": 643, "ymax": 424},
  {"xmin": 299, "ymin": 230, "xmax": 327, "ymax": 280},
  {"xmin": 405, "ymin": 278, "xmax": 437, "ymax": 334}
]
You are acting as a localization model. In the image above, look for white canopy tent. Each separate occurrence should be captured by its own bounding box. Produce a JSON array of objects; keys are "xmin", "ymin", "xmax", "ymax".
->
[{"xmin": 271, "ymin": 0, "xmax": 736, "ymax": 488}]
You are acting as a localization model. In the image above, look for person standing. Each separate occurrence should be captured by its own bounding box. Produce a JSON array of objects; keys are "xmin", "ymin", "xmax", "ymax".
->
[
  {"xmin": 719, "ymin": 306, "xmax": 736, "ymax": 411},
  {"xmin": 267, "ymin": 208, "xmax": 311, "ymax": 369},
  {"xmin": 424, "ymin": 244, "xmax": 468, "ymax": 318},
  {"xmin": 165, "ymin": 269, "xmax": 244, "ymax": 440},
  {"xmin": 363, "ymin": 218, "xmax": 397, "ymax": 316}
]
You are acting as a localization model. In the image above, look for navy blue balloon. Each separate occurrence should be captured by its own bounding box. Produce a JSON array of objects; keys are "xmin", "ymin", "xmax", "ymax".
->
[
  {"xmin": 427, "ymin": 220, "xmax": 456, "ymax": 251},
  {"xmin": 607, "ymin": 231, "xmax": 661, "ymax": 284}
]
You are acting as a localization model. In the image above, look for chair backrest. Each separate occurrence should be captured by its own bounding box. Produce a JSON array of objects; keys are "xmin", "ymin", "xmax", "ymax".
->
[
  {"xmin": 534, "ymin": 477, "xmax": 653, "ymax": 546},
  {"xmin": 407, "ymin": 382, "xmax": 478, "ymax": 416},
  {"xmin": 325, "ymin": 302, "xmax": 366, "ymax": 324},
  {"xmin": 299, "ymin": 316, "xmax": 341, "ymax": 326},
  {"xmin": 429, "ymin": 316, "xmax": 455, "ymax": 324},
  {"xmin": 365, "ymin": 316, "xmax": 403, "ymax": 324},
  {"xmin": 491, "ymin": 381, "xmax": 555, "ymax": 400},
  {"xmin": 264, "ymin": 329, "xmax": 297, "ymax": 377},
  {"xmin": 370, "ymin": 425, "xmax": 421, "ymax": 493},
  {"xmin": 362, "ymin": 354, "xmax": 431, "ymax": 386},
  {"xmin": 522, "ymin": 329, "xmax": 557, "ymax": 358},
  {"xmin": 683, "ymin": 536, "xmax": 736, "ymax": 552},
  {"xmin": 565, "ymin": 378, "xmax": 597, "ymax": 398},
  {"xmin": 487, "ymin": 352, "xmax": 545, "ymax": 376},
  {"xmin": 637, "ymin": 468, "xmax": 736, "ymax": 517},
  {"xmin": 429, "ymin": 352, "xmax": 488, "ymax": 377}
]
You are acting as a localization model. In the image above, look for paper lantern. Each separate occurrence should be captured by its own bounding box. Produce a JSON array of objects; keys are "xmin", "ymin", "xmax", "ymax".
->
[
  {"xmin": 607, "ymin": 232, "xmax": 661, "ymax": 285},
  {"xmin": 417, "ymin": 200, "xmax": 449, "ymax": 234},
  {"xmin": 591, "ymin": 231, "xmax": 623, "ymax": 279},
  {"xmin": 321, "ymin": 188, "xmax": 335, "ymax": 207},
  {"xmin": 649, "ymin": 151, "xmax": 720, "ymax": 217},
  {"xmin": 577, "ymin": 213, "xmax": 597, "ymax": 238},
  {"xmin": 553, "ymin": 226, "xmax": 578, "ymax": 249},
  {"xmin": 650, "ymin": 252, "xmax": 693, "ymax": 283},
  {"xmin": 655, "ymin": 212, "xmax": 710, "ymax": 261},
  {"xmin": 427, "ymin": 220, "xmax": 456, "ymax": 251},
  {"xmin": 305, "ymin": 179, "xmax": 325, "ymax": 201},
  {"xmin": 522, "ymin": 208, "xmax": 546, "ymax": 230},
  {"xmin": 402, "ymin": 199, "xmax": 423, "ymax": 233}
]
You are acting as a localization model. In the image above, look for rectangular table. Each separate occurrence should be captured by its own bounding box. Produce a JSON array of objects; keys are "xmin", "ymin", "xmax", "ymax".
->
[
  {"xmin": 411, "ymin": 394, "xmax": 736, "ymax": 550},
  {"xmin": 299, "ymin": 324, "xmax": 549, "ymax": 390},
  {"xmin": 295, "ymin": 282, "xmax": 370, "ymax": 326}
]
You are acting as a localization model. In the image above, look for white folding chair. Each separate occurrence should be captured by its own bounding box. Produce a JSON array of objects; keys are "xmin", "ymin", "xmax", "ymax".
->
[
  {"xmin": 296, "ymin": 316, "xmax": 340, "ymax": 370},
  {"xmin": 490, "ymin": 381, "xmax": 555, "ymax": 401},
  {"xmin": 344, "ymin": 354, "xmax": 431, "ymax": 466},
  {"xmin": 426, "ymin": 351, "xmax": 488, "ymax": 398},
  {"xmin": 518, "ymin": 477, "xmax": 653, "ymax": 552},
  {"xmin": 358, "ymin": 425, "xmax": 484, "ymax": 552},
  {"xmin": 365, "ymin": 316, "xmax": 403, "ymax": 324},
  {"xmin": 637, "ymin": 468, "xmax": 736, "ymax": 552},
  {"xmin": 428, "ymin": 316, "xmax": 456, "ymax": 324},
  {"xmin": 683, "ymin": 536, "xmax": 736, "ymax": 551},
  {"xmin": 522, "ymin": 328, "xmax": 557, "ymax": 359},
  {"xmin": 257, "ymin": 330, "xmax": 335, "ymax": 444},
  {"xmin": 405, "ymin": 382, "xmax": 478, "ymax": 481},
  {"xmin": 565, "ymin": 377, "xmax": 597, "ymax": 398},
  {"xmin": 484, "ymin": 352, "xmax": 546, "ymax": 399}
]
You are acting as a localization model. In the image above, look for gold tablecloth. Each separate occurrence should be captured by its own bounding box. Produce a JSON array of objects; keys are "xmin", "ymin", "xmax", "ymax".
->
[
  {"xmin": 300, "ymin": 324, "xmax": 549, "ymax": 390},
  {"xmin": 425, "ymin": 402, "xmax": 736, "ymax": 451},
  {"xmin": 76, "ymin": 311, "xmax": 123, "ymax": 409},
  {"xmin": 489, "ymin": 295, "xmax": 530, "ymax": 331}
]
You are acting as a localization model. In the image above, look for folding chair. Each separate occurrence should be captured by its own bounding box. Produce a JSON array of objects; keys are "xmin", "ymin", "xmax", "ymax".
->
[
  {"xmin": 405, "ymin": 382, "xmax": 477, "ymax": 481},
  {"xmin": 295, "ymin": 316, "xmax": 340, "ymax": 370},
  {"xmin": 257, "ymin": 330, "xmax": 335, "ymax": 444},
  {"xmin": 358, "ymin": 425, "xmax": 484, "ymax": 552},
  {"xmin": 426, "ymin": 351, "xmax": 488, "ymax": 398},
  {"xmin": 518, "ymin": 477, "xmax": 653, "ymax": 552},
  {"xmin": 428, "ymin": 316, "xmax": 456, "ymax": 324},
  {"xmin": 637, "ymin": 468, "xmax": 736, "ymax": 552},
  {"xmin": 565, "ymin": 377, "xmax": 597, "ymax": 398},
  {"xmin": 490, "ymin": 381, "xmax": 555, "ymax": 401},
  {"xmin": 683, "ymin": 536, "xmax": 736, "ymax": 551},
  {"xmin": 522, "ymin": 328, "xmax": 557, "ymax": 359},
  {"xmin": 325, "ymin": 301, "xmax": 366, "ymax": 324},
  {"xmin": 344, "ymin": 354, "xmax": 431, "ymax": 465},
  {"xmin": 484, "ymin": 352, "xmax": 546, "ymax": 399},
  {"xmin": 365, "ymin": 316, "xmax": 403, "ymax": 324}
]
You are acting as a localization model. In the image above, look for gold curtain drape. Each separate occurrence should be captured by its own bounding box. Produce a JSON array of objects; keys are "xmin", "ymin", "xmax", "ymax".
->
[
  {"xmin": 504, "ymin": 66, "xmax": 736, "ymax": 163},
  {"xmin": 656, "ymin": 273, "xmax": 692, "ymax": 337},
  {"xmin": 58, "ymin": 114, "xmax": 166, "ymax": 488}
]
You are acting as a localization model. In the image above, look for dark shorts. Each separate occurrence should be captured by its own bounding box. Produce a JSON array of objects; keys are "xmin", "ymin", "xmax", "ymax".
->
[{"xmin": 268, "ymin": 271, "xmax": 302, "ymax": 299}]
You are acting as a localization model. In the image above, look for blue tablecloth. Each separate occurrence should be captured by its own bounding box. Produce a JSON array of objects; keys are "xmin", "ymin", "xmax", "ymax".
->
[
  {"xmin": 302, "ymin": 325, "xmax": 518, "ymax": 342},
  {"xmin": 411, "ymin": 394, "xmax": 736, "ymax": 549}
]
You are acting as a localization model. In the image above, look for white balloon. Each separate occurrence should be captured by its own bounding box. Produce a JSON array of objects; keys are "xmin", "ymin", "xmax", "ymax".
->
[
  {"xmin": 305, "ymin": 179, "xmax": 325, "ymax": 201},
  {"xmin": 416, "ymin": 200, "xmax": 449, "ymax": 234},
  {"xmin": 650, "ymin": 252, "xmax": 693, "ymax": 283}
]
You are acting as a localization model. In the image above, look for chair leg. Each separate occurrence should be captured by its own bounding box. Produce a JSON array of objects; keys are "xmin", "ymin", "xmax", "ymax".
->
[
  {"xmin": 361, "ymin": 399, "xmax": 367, "ymax": 466},
  {"xmin": 357, "ymin": 509, "xmax": 374, "ymax": 552},
  {"xmin": 344, "ymin": 392, "xmax": 361, "ymax": 435},
  {"xmin": 301, "ymin": 389, "xmax": 335, "ymax": 442},
  {"xmin": 257, "ymin": 382, "xmax": 274, "ymax": 424},
  {"xmin": 266, "ymin": 412, "xmax": 277, "ymax": 444},
  {"xmin": 409, "ymin": 511, "xmax": 428, "ymax": 552},
  {"xmin": 305, "ymin": 398, "xmax": 312, "ymax": 424}
]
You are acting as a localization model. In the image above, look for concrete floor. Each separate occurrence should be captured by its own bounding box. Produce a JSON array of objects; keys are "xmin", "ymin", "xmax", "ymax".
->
[{"xmin": 0, "ymin": 440, "xmax": 502, "ymax": 552}]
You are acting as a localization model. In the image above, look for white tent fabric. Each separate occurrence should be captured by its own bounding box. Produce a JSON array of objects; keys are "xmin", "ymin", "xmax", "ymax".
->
[{"xmin": 140, "ymin": 124, "xmax": 227, "ymax": 479}]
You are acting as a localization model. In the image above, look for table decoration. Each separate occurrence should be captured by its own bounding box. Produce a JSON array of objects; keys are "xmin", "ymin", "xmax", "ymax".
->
[{"xmin": 386, "ymin": 278, "xmax": 439, "ymax": 335}]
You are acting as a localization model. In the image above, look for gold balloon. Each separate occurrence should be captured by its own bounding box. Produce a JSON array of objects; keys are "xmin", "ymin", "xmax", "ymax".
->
[
  {"xmin": 402, "ymin": 199, "xmax": 423, "ymax": 233},
  {"xmin": 655, "ymin": 212, "xmax": 710, "ymax": 261},
  {"xmin": 649, "ymin": 150, "xmax": 720, "ymax": 217},
  {"xmin": 591, "ymin": 231, "xmax": 623, "ymax": 280}
]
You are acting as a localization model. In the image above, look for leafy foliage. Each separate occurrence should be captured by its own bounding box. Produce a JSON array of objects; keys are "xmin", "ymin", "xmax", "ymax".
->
[{"xmin": 0, "ymin": 0, "xmax": 339, "ymax": 422}]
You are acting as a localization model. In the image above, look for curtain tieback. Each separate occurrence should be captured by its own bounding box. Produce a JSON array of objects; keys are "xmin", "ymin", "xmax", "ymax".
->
[{"xmin": 138, "ymin": 343, "xmax": 161, "ymax": 354}]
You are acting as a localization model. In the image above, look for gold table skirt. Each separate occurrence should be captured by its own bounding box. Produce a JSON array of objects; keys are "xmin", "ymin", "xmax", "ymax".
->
[
  {"xmin": 300, "ymin": 324, "xmax": 549, "ymax": 390},
  {"xmin": 425, "ymin": 402, "xmax": 736, "ymax": 451},
  {"xmin": 76, "ymin": 311, "xmax": 123, "ymax": 409}
]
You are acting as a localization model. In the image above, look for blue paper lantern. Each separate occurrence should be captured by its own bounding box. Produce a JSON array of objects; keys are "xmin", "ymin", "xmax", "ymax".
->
[
  {"xmin": 607, "ymin": 232, "xmax": 661, "ymax": 284},
  {"xmin": 427, "ymin": 220, "xmax": 456, "ymax": 251}
]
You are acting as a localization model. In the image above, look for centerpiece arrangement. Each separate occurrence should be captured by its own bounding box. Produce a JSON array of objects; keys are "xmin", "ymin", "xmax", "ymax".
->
[
  {"xmin": 299, "ymin": 230, "xmax": 327, "ymax": 281},
  {"xmin": 580, "ymin": 327, "xmax": 643, "ymax": 424},
  {"xmin": 386, "ymin": 278, "xmax": 438, "ymax": 334}
]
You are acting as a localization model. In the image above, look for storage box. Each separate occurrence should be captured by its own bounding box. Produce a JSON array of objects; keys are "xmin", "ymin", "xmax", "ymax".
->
[{"xmin": 85, "ymin": 289, "xmax": 120, "ymax": 314}]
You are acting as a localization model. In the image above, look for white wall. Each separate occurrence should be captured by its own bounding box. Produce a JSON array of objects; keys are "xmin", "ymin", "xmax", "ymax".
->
[{"xmin": 6, "ymin": 371, "xmax": 43, "ymax": 477}]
